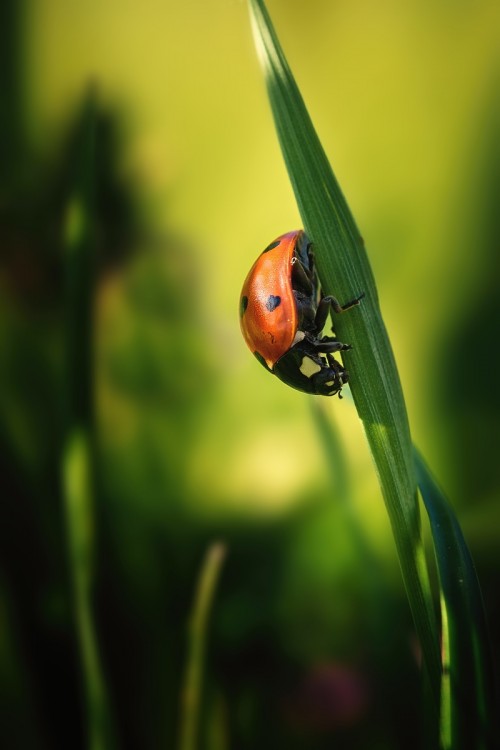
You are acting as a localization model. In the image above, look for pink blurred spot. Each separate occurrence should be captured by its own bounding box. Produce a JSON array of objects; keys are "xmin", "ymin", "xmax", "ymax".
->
[{"xmin": 284, "ymin": 662, "xmax": 370, "ymax": 730}]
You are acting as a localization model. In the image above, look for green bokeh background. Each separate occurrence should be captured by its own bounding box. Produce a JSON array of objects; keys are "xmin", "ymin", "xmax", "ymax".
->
[{"xmin": 1, "ymin": 1, "xmax": 499, "ymax": 748}]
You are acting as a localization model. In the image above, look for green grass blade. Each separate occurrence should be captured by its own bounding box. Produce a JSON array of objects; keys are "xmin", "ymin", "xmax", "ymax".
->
[
  {"xmin": 248, "ymin": 0, "xmax": 440, "ymax": 700},
  {"xmin": 415, "ymin": 449, "xmax": 497, "ymax": 749},
  {"xmin": 63, "ymin": 431, "xmax": 113, "ymax": 750},
  {"xmin": 178, "ymin": 542, "xmax": 227, "ymax": 750},
  {"xmin": 62, "ymin": 89, "xmax": 115, "ymax": 750}
]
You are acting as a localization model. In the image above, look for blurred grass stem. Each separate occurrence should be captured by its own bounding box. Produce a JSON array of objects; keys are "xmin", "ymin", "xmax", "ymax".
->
[
  {"xmin": 62, "ymin": 89, "xmax": 114, "ymax": 750},
  {"xmin": 178, "ymin": 542, "xmax": 226, "ymax": 750},
  {"xmin": 63, "ymin": 432, "xmax": 112, "ymax": 750}
]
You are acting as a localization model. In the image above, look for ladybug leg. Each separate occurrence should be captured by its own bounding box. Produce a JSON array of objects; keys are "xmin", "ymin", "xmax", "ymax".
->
[
  {"xmin": 326, "ymin": 352, "xmax": 349, "ymax": 371},
  {"xmin": 314, "ymin": 292, "xmax": 365, "ymax": 334},
  {"xmin": 303, "ymin": 334, "xmax": 351, "ymax": 354},
  {"xmin": 315, "ymin": 339, "xmax": 352, "ymax": 354},
  {"xmin": 291, "ymin": 257, "xmax": 314, "ymax": 295},
  {"xmin": 326, "ymin": 353, "xmax": 349, "ymax": 398},
  {"xmin": 310, "ymin": 354, "xmax": 348, "ymax": 398},
  {"xmin": 313, "ymin": 296, "xmax": 330, "ymax": 333},
  {"xmin": 326, "ymin": 291, "xmax": 365, "ymax": 314}
]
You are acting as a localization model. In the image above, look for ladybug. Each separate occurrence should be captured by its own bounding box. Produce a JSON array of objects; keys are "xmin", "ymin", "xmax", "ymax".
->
[{"xmin": 239, "ymin": 230, "xmax": 363, "ymax": 397}]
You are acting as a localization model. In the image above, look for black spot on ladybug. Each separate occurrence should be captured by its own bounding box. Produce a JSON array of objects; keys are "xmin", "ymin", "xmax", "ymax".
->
[
  {"xmin": 261, "ymin": 240, "xmax": 280, "ymax": 254},
  {"xmin": 266, "ymin": 295, "xmax": 281, "ymax": 312},
  {"xmin": 240, "ymin": 295, "xmax": 248, "ymax": 317}
]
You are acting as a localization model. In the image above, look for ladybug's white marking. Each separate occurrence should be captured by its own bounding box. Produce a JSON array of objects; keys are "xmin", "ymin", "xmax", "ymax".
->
[
  {"xmin": 299, "ymin": 356, "xmax": 322, "ymax": 379},
  {"xmin": 292, "ymin": 330, "xmax": 306, "ymax": 346}
]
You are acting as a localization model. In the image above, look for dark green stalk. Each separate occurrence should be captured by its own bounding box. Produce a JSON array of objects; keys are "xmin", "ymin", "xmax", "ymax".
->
[
  {"xmin": 415, "ymin": 449, "xmax": 497, "ymax": 749},
  {"xmin": 62, "ymin": 89, "xmax": 114, "ymax": 750}
]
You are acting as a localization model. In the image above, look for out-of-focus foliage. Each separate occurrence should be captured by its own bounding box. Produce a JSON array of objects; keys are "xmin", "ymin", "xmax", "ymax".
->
[{"xmin": 1, "ymin": 1, "xmax": 499, "ymax": 748}]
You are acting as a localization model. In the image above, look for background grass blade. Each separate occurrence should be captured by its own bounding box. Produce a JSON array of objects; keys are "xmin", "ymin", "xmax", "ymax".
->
[
  {"xmin": 415, "ymin": 449, "xmax": 497, "ymax": 749},
  {"xmin": 178, "ymin": 542, "xmax": 227, "ymax": 750},
  {"xmin": 62, "ymin": 89, "xmax": 115, "ymax": 750},
  {"xmin": 248, "ymin": 0, "xmax": 441, "ymax": 701}
]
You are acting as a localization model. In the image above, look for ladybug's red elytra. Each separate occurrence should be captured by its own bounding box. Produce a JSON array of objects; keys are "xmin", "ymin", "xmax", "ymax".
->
[{"xmin": 239, "ymin": 230, "xmax": 363, "ymax": 397}]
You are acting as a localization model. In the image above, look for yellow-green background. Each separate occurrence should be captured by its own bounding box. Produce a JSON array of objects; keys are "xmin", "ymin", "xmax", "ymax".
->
[
  {"xmin": 25, "ymin": 0, "xmax": 499, "ymax": 520},
  {"xmin": 2, "ymin": 1, "xmax": 499, "ymax": 747}
]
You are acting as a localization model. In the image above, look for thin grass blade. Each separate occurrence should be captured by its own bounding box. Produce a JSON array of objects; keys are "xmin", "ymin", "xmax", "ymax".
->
[
  {"xmin": 62, "ymin": 88, "xmax": 115, "ymax": 750},
  {"xmin": 248, "ymin": 0, "xmax": 440, "ymax": 700},
  {"xmin": 178, "ymin": 542, "xmax": 227, "ymax": 750},
  {"xmin": 415, "ymin": 449, "xmax": 497, "ymax": 749}
]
